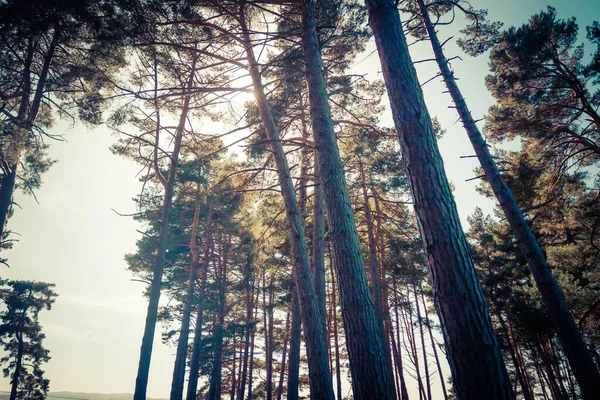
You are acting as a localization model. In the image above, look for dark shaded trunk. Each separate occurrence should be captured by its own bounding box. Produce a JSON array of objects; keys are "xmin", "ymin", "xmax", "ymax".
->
[
  {"xmin": 9, "ymin": 317, "xmax": 25, "ymax": 400},
  {"xmin": 414, "ymin": 286, "xmax": 431, "ymax": 400},
  {"xmin": 1, "ymin": 29, "xmax": 58, "ymax": 236},
  {"xmin": 231, "ymin": 333, "xmax": 237, "ymax": 400},
  {"xmin": 300, "ymin": 2, "xmax": 393, "ymax": 398},
  {"xmin": 358, "ymin": 158, "xmax": 397, "ymax": 399},
  {"xmin": 135, "ymin": 61, "xmax": 196, "ymax": 400},
  {"xmin": 364, "ymin": 1, "xmax": 513, "ymax": 398},
  {"xmin": 329, "ymin": 256, "xmax": 343, "ymax": 400},
  {"xmin": 0, "ymin": 168, "xmax": 17, "ymax": 238},
  {"xmin": 421, "ymin": 291, "xmax": 448, "ymax": 400},
  {"xmin": 186, "ymin": 212, "xmax": 215, "ymax": 400},
  {"xmin": 277, "ymin": 311, "xmax": 291, "ymax": 400},
  {"xmin": 170, "ymin": 196, "xmax": 212, "ymax": 400},
  {"xmin": 248, "ymin": 280, "xmax": 260, "ymax": 400},
  {"xmin": 238, "ymin": 255, "xmax": 255, "ymax": 400},
  {"xmin": 208, "ymin": 239, "xmax": 228, "ymax": 400},
  {"xmin": 240, "ymin": 12, "xmax": 334, "ymax": 399},
  {"xmin": 402, "ymin": 288, "xmax": 425, "ymax": 400},
  {"xmin": 266, "ymin": 274, "xmax": 274, "ymax": 400},
  {"xmin": 415, "ymin": 1, "xmax": 600, "ymax": 397},
  {"xmin": 496, "ymin": 311, "xmax": 534, "ymax": 400},
  {"xmin": 286, "ymin": 286, "xmax": 301, "ymax": 400},
  {"xmin": 312, "ymin": 157, "xmax": 327, "ymax": 332},
  {"xmin": 392, "ymin": 280, "xmax": 409, "ymax": 400}
]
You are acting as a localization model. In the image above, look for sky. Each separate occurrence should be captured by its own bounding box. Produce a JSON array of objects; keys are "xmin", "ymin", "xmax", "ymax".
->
[{"xmin": 1, "ymin": 0, "xmax": 600, "ymax": 398}]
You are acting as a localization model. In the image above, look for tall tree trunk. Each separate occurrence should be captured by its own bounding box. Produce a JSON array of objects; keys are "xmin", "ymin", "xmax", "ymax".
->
[
  {"xmin": 135, "ymin": 60, "xmax": 197, "ymax": 400},
  {"xmin": 287, "ymin": 286, "xmax": 301, "ymax": 400},
  {"xmin": 392, "ymin": 280, "xmax": 409, "ymax": 400},
  {"xmin": 402, "ymin": 288, "xmax": 425, "ymax": 400},
  {"xmin": 186, "ymin": 210, "xmax": 215, "ymax": 400},
  {"xmin": 421, "ymin": 291, "xmax": 448, "ymax": 400},
  {"xmin": 364, "ymin": 1, "xmax": 513, "ymax": 398},
  {"xmin": 231, "ymin": 333, "xmax": 237, "ymax": 400},
  {"xmin": 277, "ymin": 311, "xmax": 291, "ymax": 400},
  {"xmin": 248, "ymin": 281, "xmax": 260, "ymax": 400},
  {"xmin": 329, "ymin": 256, "xmax": 343, "ymax": 400},
  {"xmin": 9, "ymin": 312, "xmax": 27, "ymax": 400},
  {"xmin": 170, "ymin": 195, "xmax": 212, "ymax": 400},
  {"xmin": 358, "ymin": 158, "xmax": 397, "ymax": 399},
  {"xmin": 1, "ymin": 28, "xmax": 58, "ymax": 236},
  {"xmin": 312, "ymin": 157, "xmax": 327, "ymax": 336},
  {"xmin": 299, "ymin": 2, "xmax": 393, "ymax": 398},
  {"xmin": 496, "ymin": 311, "xmax": 534, "ymax": 400},
  {"xmin": 414, "ymin": 1, "xmax": 600, "ymax": 397},
  {"xmin": 240, "ymin": 11, "xmax": 334, "ymax": 399},
  {"xmin": 208, "ymin": 238, "xmax": 228, "ymax": 400},
  {"xmin": 266, "ymin": 274, "xmax": 275, "ymax": 400},
  {"xmin": 238, "ymin": 254, "xmax": 255, "ymax": 400},
  {"xmin": 414, "ymin": 285, "xmax": 431, "ymax": 400}
]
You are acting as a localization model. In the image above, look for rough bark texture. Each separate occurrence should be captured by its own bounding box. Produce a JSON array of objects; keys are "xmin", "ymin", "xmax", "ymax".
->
[
  {"xmin": 134, "ymin": 66, "xmax": 195, "ymax": 400},
  {"xmin": 364, "ymin": 1, "xmax": 514, "ymax": 398},
  {"xmin": 312, "ymin": 159, "xmax": 327, "ymax": 331},
  {"xmin": 415, "ymin": 1, "xmax": 600, "ymax": 397},
  {"xmin": 300, "ymin": 2, "xmax": 394, "ymax": 398},
  {"xmin": 240, "ymin": 12, "xmax": 334, "ymax": 399}
]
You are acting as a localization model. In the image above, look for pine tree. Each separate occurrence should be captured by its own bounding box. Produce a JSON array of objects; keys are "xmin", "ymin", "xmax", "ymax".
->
[{"xmin": 0, "ymin": 280, "xmax": 57, "ymax": 400}]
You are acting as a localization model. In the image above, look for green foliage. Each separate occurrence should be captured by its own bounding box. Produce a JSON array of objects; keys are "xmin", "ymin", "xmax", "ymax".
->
[
  {"xmin": 0, "ymin": 279, "xmax": 57, "ymax": 400},
  {"xmin": 485, "ymin": 7, "xmax": 600, "ymax": 179}
]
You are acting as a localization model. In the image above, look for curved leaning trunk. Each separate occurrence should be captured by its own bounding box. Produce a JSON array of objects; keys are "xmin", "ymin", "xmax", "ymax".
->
[
  {"xmin": 299, "ymin": 1, "xmax": 394, "ymax": 398},
  {"xmin": 364, "ymin": 1, "xmax": 514, "ymax": 398},
  {"xmin": 239, "ymin": 11, "xmax": 334, "ymax": 400},
  {"xmin": 415, "ymin": 1, "xmax": 600, "ymax": 397}
]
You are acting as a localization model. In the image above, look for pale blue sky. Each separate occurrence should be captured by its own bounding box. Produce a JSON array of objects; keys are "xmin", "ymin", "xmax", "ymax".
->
[{"xmin": 1, "ymin": 0, "xmax": 599, "ymax": 398}]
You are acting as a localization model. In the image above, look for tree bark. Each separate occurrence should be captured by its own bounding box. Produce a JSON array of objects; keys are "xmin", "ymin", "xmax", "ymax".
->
[
  {"xmin": 266, "ymin": 274, "xmax": 274, "ymax": 400},
  {"xmin": 312, "ymin": 157, "xmax": 327, "ymax": 333},
  {"xmin": 237, "ymin": 254, "xmax": 254, "ymax": 400},
  {"xmin": 277, "ymin": 311, "xmax": 291, "ymax": 400},
  {"xmin": 208, "ymin": 238, "xmax": 228, "ymax": 400},
  {"xmin": 1, "ymin": 28, "xmax": 59, "ymax": 236},
  {"xmin": 358, "ymin": 158, "xmax": 397, "ymax": 399},
  {"xmin": 300, "ymin": 2, "xmax": 393, "ymax": 398},
  {"xmin": 247, "ymin": 282, "xmax": 260, "ymax": 400},
  {"xmin": 414, "ymin": 285, "xmax": 431, "ymax": 400},
  {"xmin": 392, "ymin": 280, "xmax": 409, "ymax": 400},
  {"xmin": 328, "ymin": 255, "xmax": 343, "ymax": 400},
  {"xmin": 9, "ymin": 309, "xmax": 27, "ymax": 400},
  {"xmin": 286, "ymin": 285, "xmax": 301, "ymax": 400},
  {"xmin": 415, "ymin": 1, "xmax": 600, "ymax": 397},
  {"xmin": 364, "ymin": 1, "xmax": 513, "ymax": 398},
  {"xmin": 170, "ymin": 195, "xmax": 212, "ymax": 400},
  {"xmin": 421, "ymin": 291, "xmax": 448, "ymax": 400},
  {"xmin": 186, "ymin": 210, "xmax": 215, "ymax": 400},
  {"xmin": 135, "ymin": 60, "xmax": 197, "ymax": 400},
  {"xmin": 240, "ymin": 11, "xmax": 334, "ymax": 399}
]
